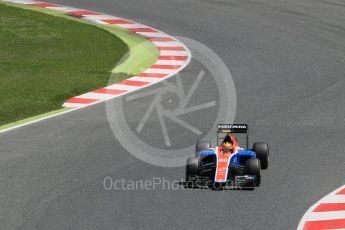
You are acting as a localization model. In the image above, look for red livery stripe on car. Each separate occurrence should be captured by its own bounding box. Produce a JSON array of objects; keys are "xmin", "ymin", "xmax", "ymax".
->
[{"xmin": 215, "ymin": 150, "xmax": 234, "ymax": 182}]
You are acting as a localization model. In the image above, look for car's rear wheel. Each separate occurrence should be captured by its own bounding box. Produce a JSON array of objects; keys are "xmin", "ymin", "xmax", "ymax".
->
[
  {"xmin": 246, "ymin": 158, "xmax": 261, "ymax": 186},
  {"xmin": 186, "ymin": 157, "xmax": 199, "ymax": 188},
  {"xmin": 253, "ymin": 142, "xmax": 269, "ymax": 169},
  {"xmin": 196, "ymin": 141, "xmax": 211, "ymax": 157}
]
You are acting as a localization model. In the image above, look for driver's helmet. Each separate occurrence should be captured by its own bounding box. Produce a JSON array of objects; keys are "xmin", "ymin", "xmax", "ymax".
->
[{"xmin": 222, "ymin": 142, "xmax": 233, "ymax": 153}]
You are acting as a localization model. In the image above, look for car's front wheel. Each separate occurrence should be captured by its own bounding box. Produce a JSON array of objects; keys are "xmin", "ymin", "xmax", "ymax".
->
[{"xmin": 246, "ymin": 158, "xmax": 261, "ymax": 186}]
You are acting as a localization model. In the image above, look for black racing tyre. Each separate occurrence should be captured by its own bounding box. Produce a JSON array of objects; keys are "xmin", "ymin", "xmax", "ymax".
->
[
  {"xmin": 186, "ymin": 157, "xmax": 199, "ymax": 188},
  {"xmin": 246, "ymin": 158, "xmax": 261, "ymax": 186},
  {"xmin": 256, "ymin": 174, "xmax": 261, "ymax": 187},
  {"xmin": 253, "ymin": 142, "xmax": 269, "ymax": 169},
  {"xmin": 196, "ymin": 141, "xmax": 211, "ymax": 157},
  {"xmin": 246, "ymin": 158, "xmax": 261, "ymax": 176}
]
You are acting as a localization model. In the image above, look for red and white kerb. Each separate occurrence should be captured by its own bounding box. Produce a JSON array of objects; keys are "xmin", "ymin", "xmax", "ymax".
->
[{"xmin": 298, "ymin": 185, "xmax": 345, "ymax": 230}]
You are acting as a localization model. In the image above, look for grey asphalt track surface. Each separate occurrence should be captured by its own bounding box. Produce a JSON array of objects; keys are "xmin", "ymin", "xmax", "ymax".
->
[{"xmin": 1, "ymin": 0, "xmax": 345, "ymax": 229}]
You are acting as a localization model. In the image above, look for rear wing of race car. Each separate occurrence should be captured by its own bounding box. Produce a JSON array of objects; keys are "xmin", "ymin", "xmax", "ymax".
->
[
  {"xmin": 217, "ymin": 124, "xmax": 248, "ymax": 133},
  {"xmin": 217, "ymin": 124, "xmax": 249, "ymax": 149}
]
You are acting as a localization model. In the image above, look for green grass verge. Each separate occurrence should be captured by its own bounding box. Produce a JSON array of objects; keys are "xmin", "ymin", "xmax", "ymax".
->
[
  {"xmin": 0, "ymin": 2, "xmax": 159, "ymax": 128},
  {"xmin": 2, "ymin": 2, "xmax": 159, "ymax": 76}
]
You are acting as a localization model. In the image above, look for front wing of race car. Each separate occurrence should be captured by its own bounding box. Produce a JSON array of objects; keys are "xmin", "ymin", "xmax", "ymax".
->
[{"xmin": 190, "ymin": 163, "xmax": 259, "ymax": 189}]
